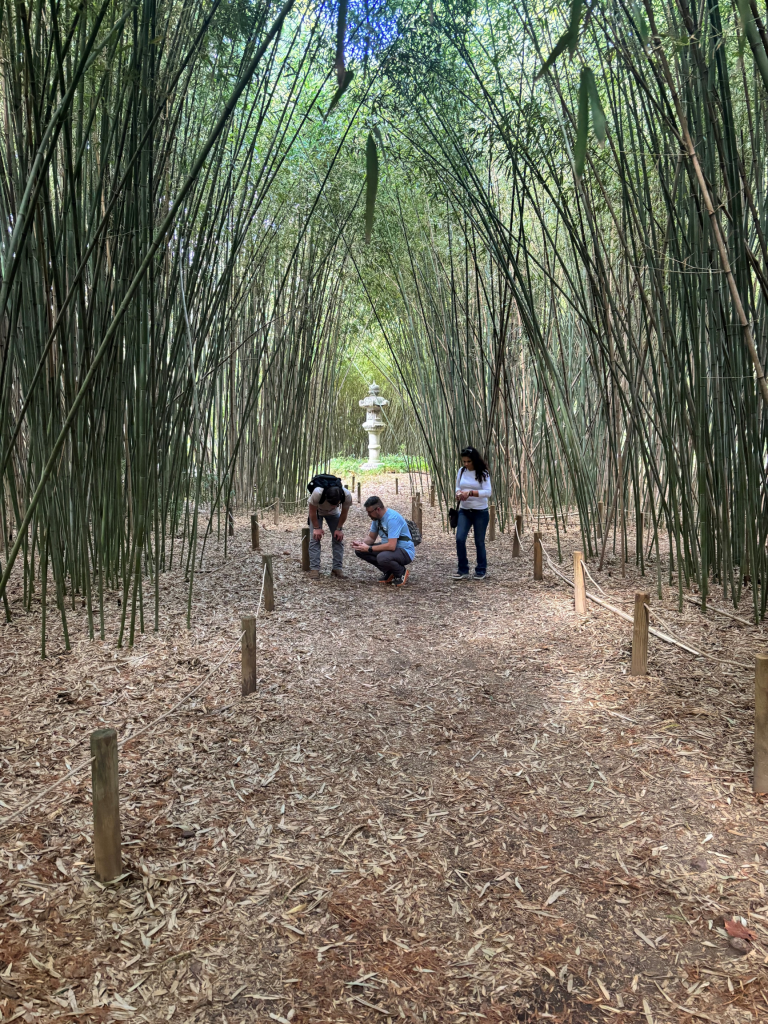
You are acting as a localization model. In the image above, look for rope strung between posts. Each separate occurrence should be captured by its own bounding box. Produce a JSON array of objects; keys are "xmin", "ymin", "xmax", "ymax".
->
[
  {"xmin": 644, "ymin": 603, "xmax": 752, "ymax": 671},
  {"xmin": 537, "ymin": 538, "xmax": 751, "ymax": 671},
  {"xmin": 514, "ymin": 520, "xmax": 528, "ymax": 552},
  {"xmin": 0, "ymin": 571, "xmax": 269, "ymax": 832}
]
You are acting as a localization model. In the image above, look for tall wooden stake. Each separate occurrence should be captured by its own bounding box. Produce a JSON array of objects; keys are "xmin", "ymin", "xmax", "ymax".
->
[
  {"xmin": 250, "ymin": 514, "xmax": 259, "ymax": 550},
  {"xmin": 301, "ymin": 527, "xmax": 310, "ymax": 571},
  {"xmin": 755, "ymin": 654, "xmax": 768, "ymax": 793},
  {"xmin": 534, "ymin": 532, "xmax": 543, "ymax": 580},
  {"xmin": 430, "ymin": 484, "xmax": 435, "ymax": 507},
  {"xmin": 513, "ymin": 514, "xmax": 522, "ymax": 557},
  {"xmin": 630, "ymin": 592, "xmax": 649, "ymax": 676},
  {"xmin": 91, "ymin": 728, "xmax": 122, "ymax": 882},
  {"xmin": 241, "ymin": 616, "xmax": 258, "ymax": 695},
  {"xmin": 357, "ymin": 482, "xmax": 361, "ymax": 504},
  {"xmin": 351, "ymin": 474, "xmax": 356, "ymax": 495},
  {"xmin": 395, "ymin": 477, "xmax": 398, "ymax": 495},
  {"xmin": 597, "ymin": 500, "xmax": 603, "ymax": 540},
  {"xmin": 489, "ymin": 503, "xmax": 496, "ymax": 541},
  {"xmin": 574, "ymin": 551, "xmax": 587, "ymax": 614},
  {"xmin": 262, "ymin": 554, "xmax": 275, "ymax": 612}
]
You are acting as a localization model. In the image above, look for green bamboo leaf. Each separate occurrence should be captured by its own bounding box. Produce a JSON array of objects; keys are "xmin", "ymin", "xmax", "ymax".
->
[
  {"xmin": 567, "ymin": 0, "xmax": 583, "ymax": 56},
  {"xmin": 574, "ymin": 67, "xmax": 590, "ymax": 179},
  {"xmin": 325, "ymin": 68, "xmax": 354, "ymax": 119},
  {"xmin": 631, "ymin": 0, "xmax": 650, "ymax": 45},
  {"xmin": 365, "ymin": 132, "xmax": 378, "ymax": 244},
  {"xmin": 585, "ymin": 67, "xmax": 606, "ymax": 146},
  {"xmin": 737, "ymin": 0, "xmax": 752, "ymax": 57},
  {"xmin": 536, "ymin": 0, "xmax": 583, "ymax": 77},
  {"xmin": 335, "ymin": 0, "xmax": 349, "ymax": 86}
]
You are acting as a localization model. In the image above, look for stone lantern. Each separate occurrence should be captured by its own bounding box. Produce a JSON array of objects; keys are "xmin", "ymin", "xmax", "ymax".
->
[{"xmin": 359, "ymin": 383, "xmax": 388, "ymax": 469}]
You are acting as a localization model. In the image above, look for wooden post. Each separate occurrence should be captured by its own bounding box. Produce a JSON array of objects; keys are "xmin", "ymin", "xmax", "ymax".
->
[
  {"xmin": 574, "ymin": 551, "xmax": 587, "ymax": 614},
  {"xmin": 489, "ymin": 503, "xmax": 496, "ymax": 541},
  {"xmin": 430, "ymin": 484, "xmax": 435, "ymax": 507},
  {"xmin": 417, "ymin": 496, "xmax": 423, "ymax": 534},
  {"xmin": 395, "ymin": 477, "xmax": 399, "ymax": 495},
  {"xmin": 301, "ymin": 527, "xmax": 310, "ymax": 571},
  {"xmin": 250, "ymin": 514, "xmax": 260, "ymax": 550},
  {"xmin": 357, "ymin": 482, "xmax": 361, "ymax": 504},
  {"xmin": 513, "ymin": 514, "xmax": 522, "ymax": 557},
  {"xmin": 630, "ymin": 592, "xmax": 649, "ymax": 676},
  {"xmin": 262, "ymin": 554, "xmax": 275, "ymax": 612},
  {"xmin": 90, "ymin": 729, "xmax": 122, "ymax": 882},
  {"xmin": 755, "ymin": 654, "xmax": 768, "ymax": 793},
  {"xmin": 241, "ymin": 616, "xmax": 258, "ymax": 695},
  {"xmin": 351, "ymin": 474, "xmax": 356, "ymax": 495},
  {"xmin": 597, "ymin": 501, "xmax": 603, "ymax": 540},
  {"xmin": 273, "ymin": 499, "xmax": 279, "ymax": 526},
  {"xmin": 534, "ymin": 532, "xmax": 543, "ymax": 581}
]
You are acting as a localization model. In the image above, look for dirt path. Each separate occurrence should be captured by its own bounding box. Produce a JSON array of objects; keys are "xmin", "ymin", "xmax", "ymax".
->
[{"xmin": 1, "ymin": 476, "xmax": 767, "ymax": 1023}]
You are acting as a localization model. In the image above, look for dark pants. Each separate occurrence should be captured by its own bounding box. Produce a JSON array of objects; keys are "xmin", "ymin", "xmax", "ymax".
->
[
  {"xmin": 457, "ymin": 508, "xmax": 489, "ymax": 574},
  {"xmin": 355, "ymin": 547, "xmax": 412, "ymax": 578}
]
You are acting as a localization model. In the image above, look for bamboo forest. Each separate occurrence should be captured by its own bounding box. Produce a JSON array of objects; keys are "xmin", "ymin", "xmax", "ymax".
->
[{"xmin": 1, "ymin": 0, "xmax": 768, "ymax": 1020}]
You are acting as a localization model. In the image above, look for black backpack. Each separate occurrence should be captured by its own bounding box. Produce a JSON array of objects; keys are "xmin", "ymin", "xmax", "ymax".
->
[
  {"xmin": 405, "ymin": 519, "xmax": 422, "ymax": 546},
  {"xmin": 307, "ymin": 473, "xmax": 344, "ymax": 502}
]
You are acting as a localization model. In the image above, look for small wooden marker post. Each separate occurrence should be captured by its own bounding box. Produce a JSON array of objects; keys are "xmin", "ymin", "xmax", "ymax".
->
[
  {"xmin": 262, "ymin": 554, "xmax": 275, "ymax": 612},
  {"xmin": 301, "ymin": 527, "xmax": 310, "ymax": 571},
  {"xmin": 395, "ymin": 477, "xmax": 399, "ymax": 495},
  {"xmin": 512, "ymin": 514, "xmax": 522, "ymax": 557},
  {"xmin": 533, "ymin": 532, "xmax": 543, "ymax": 580},
  {"xmin": 357, "ymin": 482, "xmax": 361, "ymax": 504},
  {"xmin": 573, "ymin": 551, "xmax": 587, "ymax": 614},
  {"xmin": 273, "ymin": 499, "xmax": 279, "ymax": 526},
  {"xmin": 417, "ymin": 496, "xmax": 423, "ymax": 534},
  {"xmin": 630, "ymin": 592, "xmax": 649, "ymax": 676},
  {"xmin": 755, "ymin": 654, "xmax": 768, "ymax": 792},
  {"xmin": 488, "ymin": 503, "xmax": 496, "ymax": 541},
  {"xmin": 351, "ymin": 474, "xmax": 356, "ymax": 495},
  {"xmin": 430, "ymin": 484, "xmax": 435, "ymax": 507},
  {"xmin": 250, "ymin": 514, "xmax": 260, "ymax": 551},
  {"xmin": 597, "ymin": 500, "xmax": 604, "ymax": 540},
  {"xmin": 91, "ymin": 728, "xmax": 122, "ymax": 882},
  {"xmin": 241, "ymin": 616, "xmax": 258, "ymax": 695}
]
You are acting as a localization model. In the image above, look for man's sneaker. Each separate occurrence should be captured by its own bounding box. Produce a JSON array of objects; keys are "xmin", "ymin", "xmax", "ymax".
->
[
  {"xmin": 473, "ymin": 571, "xmax": 487, "ymax": 580},
  {"xmin": 394, "ymin": 568, "xmax": 410, "ymax": 587},
  {"xmin": 452, "ymin": 571, "xmax": 469, "ymax": 580},
  {"xmin": 331, "ymin": 568, "xmax": 346, "ymax": 579},
  {"xmin": 307, "ymin": 569, "xmax": 321, "ymax": 579},
  {"xmin": 377, "ymin": 573, "xmax": 395, "ymax": 584}
]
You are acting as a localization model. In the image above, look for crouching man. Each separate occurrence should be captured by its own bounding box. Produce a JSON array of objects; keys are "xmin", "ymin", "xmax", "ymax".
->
[{"xmin": 352, "ymin": 495, "xmax": 414, "ymax": 586}]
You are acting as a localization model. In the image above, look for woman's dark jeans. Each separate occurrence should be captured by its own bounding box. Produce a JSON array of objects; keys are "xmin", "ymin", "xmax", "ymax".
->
[{"xmin": 456, "ymin": 508, "xmax": 489, "ymax": 575}]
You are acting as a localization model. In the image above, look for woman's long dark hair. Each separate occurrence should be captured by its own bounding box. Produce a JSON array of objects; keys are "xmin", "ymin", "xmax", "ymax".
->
[{"xmin": 460, "ymin": 446, "xmax": 490, "ymax": 482}]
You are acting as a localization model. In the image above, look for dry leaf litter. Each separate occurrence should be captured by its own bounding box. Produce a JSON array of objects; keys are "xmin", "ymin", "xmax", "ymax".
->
[{"xmin": 1, "ymin": 476, "xmax": 767, "ymax": 1023}]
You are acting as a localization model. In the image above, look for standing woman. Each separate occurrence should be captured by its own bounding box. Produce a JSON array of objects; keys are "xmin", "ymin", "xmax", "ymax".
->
[{"xmin": 453, "ymin": 446, "xmax": 492, "ymax": 580}]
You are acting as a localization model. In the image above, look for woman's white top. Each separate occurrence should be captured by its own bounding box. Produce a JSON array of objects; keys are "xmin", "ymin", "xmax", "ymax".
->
[{"xmin": 455, "ymin": 468, "xmax": 492, "ymax": 510}]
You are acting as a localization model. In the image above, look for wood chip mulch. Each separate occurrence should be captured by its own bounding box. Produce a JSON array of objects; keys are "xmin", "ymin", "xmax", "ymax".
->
[{"xmin": 1, "ymin": 475, "xmax": 767, "ymax": 1023}]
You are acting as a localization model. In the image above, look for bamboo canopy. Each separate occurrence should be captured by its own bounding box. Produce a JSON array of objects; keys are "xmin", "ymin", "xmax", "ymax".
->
[{"xmin": 3, "ymin": 0, "xmax": 768, "ymax": 646}]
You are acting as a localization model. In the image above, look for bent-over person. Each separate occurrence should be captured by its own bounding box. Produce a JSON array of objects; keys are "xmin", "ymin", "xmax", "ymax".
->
[{"xmin": 307, "ymin": 474, "xmax": 352, "ymax": 579}]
